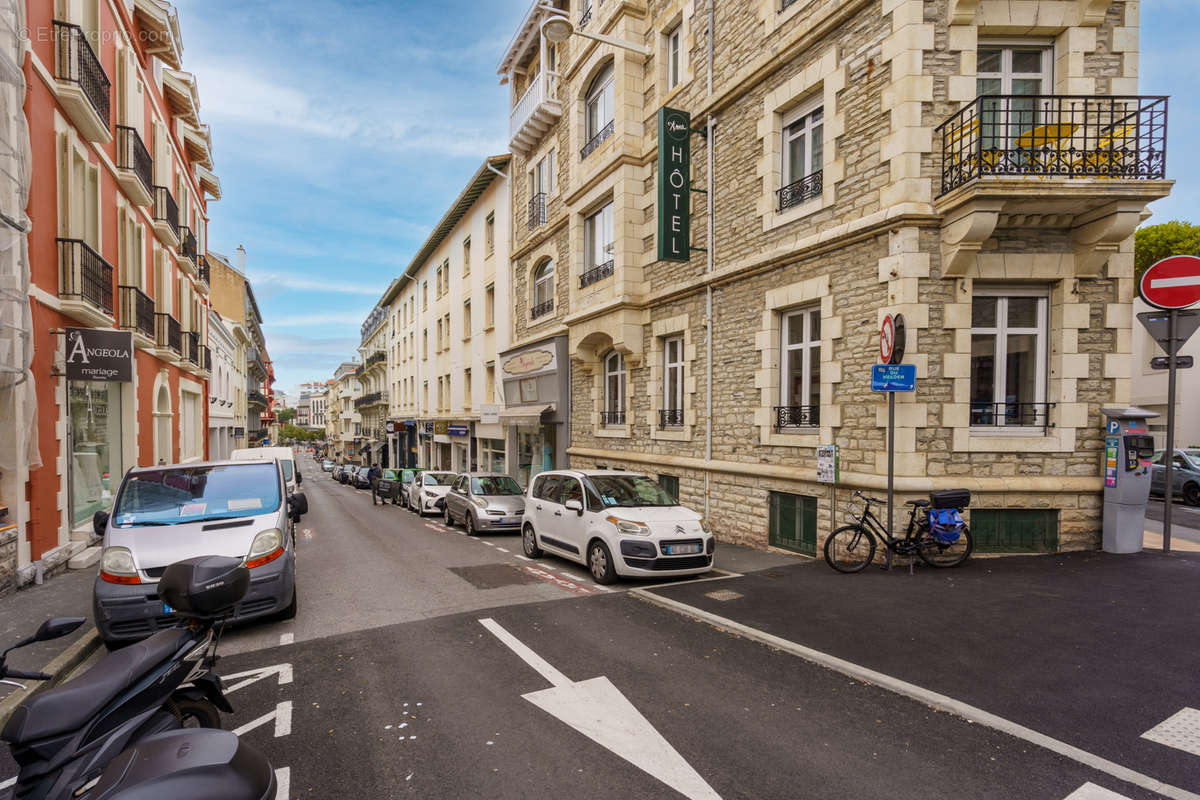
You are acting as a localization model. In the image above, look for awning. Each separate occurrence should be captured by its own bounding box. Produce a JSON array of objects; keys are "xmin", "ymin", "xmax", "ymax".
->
[{"xmin": 498, "ymin": 403, "xmax": 553, "ymax": 427}]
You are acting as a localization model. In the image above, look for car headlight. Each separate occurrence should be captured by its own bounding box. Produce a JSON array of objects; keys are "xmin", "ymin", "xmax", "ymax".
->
[
  {"xmin": 699, "ymin": 516, "xmax": 712, "ymax": 534},
  {"xmin": 606, "ymin": 516, "xmax": 650, "ymax": 536},
  {"xmin": 246, "ymin": 528, "xmax": 284, "ymax": 568},
  {"xmin": 472, "ymin": 496, "xmax": 488, "ymax": 509},
  {"xmin": 100, "ymin": 546, "xmax": 140, "ymax": 584}
]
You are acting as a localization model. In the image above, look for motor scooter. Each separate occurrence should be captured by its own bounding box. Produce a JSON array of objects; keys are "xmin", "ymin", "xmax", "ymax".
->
[{"xmin": 0, "ymin": 556, "xmax": 275, "ymax": 799}]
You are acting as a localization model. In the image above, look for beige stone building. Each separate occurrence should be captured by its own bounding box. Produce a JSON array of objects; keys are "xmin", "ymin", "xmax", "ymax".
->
[
  {"xmin": 356, "ymin": 305, "xmax": 389, "ymax": 466},
  {"xmin": 498, "ymin": 0, "xmax": 1168, "ymax": 554},
  {"xmin": 328, "ymin": 361, "xmax": 361, "ymax": 464}
]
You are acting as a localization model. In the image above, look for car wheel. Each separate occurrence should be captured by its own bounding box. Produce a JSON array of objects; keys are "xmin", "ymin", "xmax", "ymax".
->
[
  {"xmin": 588, "ymin": 539, "xmax": 618, "ymax": 585},
  {"xmin": 1185, "ymin": 482, "xmax": 1200, "ymax": 507},
  {"xmin": 522, "ymin": 524, "xmax": 542, "ymax": 558},
  {"xmin": 277, "ymin": 587, "xmax": 298, "ymax": 621},
  {"xmin": 444, "ymin": 505, "xmax": 455, "ymax": 527},
  {"xmin": 465, "ymin": 513, "xmax": 476, "ymax": 537}
]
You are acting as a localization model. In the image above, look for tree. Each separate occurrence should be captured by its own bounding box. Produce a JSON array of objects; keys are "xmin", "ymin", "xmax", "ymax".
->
[
  {"xmin": 277, "ymin": 407, "xmax": 297, "ymax": 425},
  {"xmin": 1135, "ymin": 221, "xmax": 1200, "ymax": 283}
]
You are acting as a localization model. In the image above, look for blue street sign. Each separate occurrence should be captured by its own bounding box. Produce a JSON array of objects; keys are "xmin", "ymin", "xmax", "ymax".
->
[
  {"xmin": 1107, "ymin": 420, "xmax": 1120, "ymax": 434},
  {"xmin": 871, "ymin": 363, "xmax": 917, "ymax": 392}
]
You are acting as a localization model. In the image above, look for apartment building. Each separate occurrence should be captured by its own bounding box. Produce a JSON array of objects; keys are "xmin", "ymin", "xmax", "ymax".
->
[
  {"xmin": 498, "ymin": 0, "xmax": 1168, "ymax": 553},
  {"xmin": 383, "ymin": 156, "xmax": 512, "ymax": 474},
  {"xmin": 206, "ymin": 307, "xmax": 244, "ymax": 459},
  {"xmin": 328, "ymin": 360, "xmax": 361, "ymax": 464},
  {"xmin": 208, "ymin": 248, "xmax": 274, "ymax": 449},
  {"xmin": 19, "ymin": 0, "xmax": 221, "ymax": 579},
  {"xmin": 356, "ymin": 304, "xmax": 389, "ymax": 466}
]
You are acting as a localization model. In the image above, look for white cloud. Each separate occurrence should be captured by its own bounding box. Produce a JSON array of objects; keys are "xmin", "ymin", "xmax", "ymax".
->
[
  {"xmin": 249, "ymin": 272, "xmax": 384, "ymax": 296},
  {"xmin": 264, "ymin": 310, "xmax": 373, "ymax": 329}
]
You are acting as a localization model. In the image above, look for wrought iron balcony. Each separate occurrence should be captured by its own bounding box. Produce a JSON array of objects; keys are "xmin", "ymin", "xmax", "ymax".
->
[
  {"xmin": 579, "ymin": 4, "xmax": 592, "ymax": 27},
  {"xmin": 183, "ymin": 330, "xmax": 200, "ymax": 366},
  {"xmin": 510, "ymin": 70, "xmax": 562, "ymax": 154},
  {"xmin": 530, "ymin": 299, "xmax": 554, "ymax": 320},
  {"xmin": 936, "ymin": 95, "xmax": 1168, "ymax": 196},
  {"xmin": 365, "ymin": 351, "xmax": 386, "ymax": 368},
  {"xmin": 773, "ymin": 405, "xmax": 819, "ymax": 430},
  {"xmin": 248, "ymin": 390, "xmax": 268, "ymax": 408},
  {"xmin": 658, "ymin": 409, "xmax": 685, "ymax": 429},
  {"xmin": 599, "ymin": 410, "xmax": 626, "ymax": 427},
  {"xmin": 355, "ymin": 391, "xmax": 384, "ymax": 409},
  {"xmin": 969, "ymin": 402, "xmax": 1055, "ymax": 431},
  {"xmin": 152, "ymin": 186, "xmax": 180, "ymax": 246},
  {"xmin": 197, "ymin": 255, "xmax": 210, "ymax": 286},
  {"xmin": 581, "ymin": 120, "xmax": 614, "ymax": 160},
  {"xmin": 115, "ymin": 126, "xmax": 153, "ymax": 204},
  {"xmin": 118, "ymin": 285, "xmax": 154, "ymax": 341},
  {"xmin": 52, "ymin": 21, "xmax": 110, "ymax": 138},
  {"xmin": 155, "ymin": 312, "xmax": 181, "ymax": 355},
  {"xmin": 528, "ymin": 192, "xmax": 547, "ymax": 230},
  {"xmin": 777, "ymin": 171, "xmax": 822, "ymax": 211},
  {"xmin": 179, "ymin": 226, "xmax": 197, "ymax": 265},
  {"xmin": 580, "ymin": 259, "xmax": 614, "ymax": 288},
  {"xmin": 57, "ymin": 238, "xmax": 113, "ymax": 317},
  {"xmin": 199, "ymin": 345, "xmax": 211, "ymax": 373}
]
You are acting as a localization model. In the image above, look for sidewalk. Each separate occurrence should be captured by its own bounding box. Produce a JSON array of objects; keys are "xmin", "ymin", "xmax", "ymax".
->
[
  {"xmin": 642, "ymin": 548, "xmax": 1200, "ymax": 795},
  {"xmin": 0, "ymin": 568, "xmax": 96, "ymax": 679}
]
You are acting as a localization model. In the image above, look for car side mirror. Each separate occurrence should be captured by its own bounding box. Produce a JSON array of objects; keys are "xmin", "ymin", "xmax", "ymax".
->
[
  {"xmin": 93, "ymin": 510, "xmax": 109, "ymax": 537},
  {"xmin": 35, "ymin": 617, "xmax": 86, "ymax": 643},
  {"xmin": 288, "ymin": 493, "xmax": 309, "ymax": 516},
  {"xmin": 564, "ymin": 499, "xmax": 584, "ymax": 515}
]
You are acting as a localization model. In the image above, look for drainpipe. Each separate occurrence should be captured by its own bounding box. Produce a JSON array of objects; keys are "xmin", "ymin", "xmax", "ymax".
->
[{"xmin": 703, "ymin": 0, "xmax": 716, "ymax": 521}]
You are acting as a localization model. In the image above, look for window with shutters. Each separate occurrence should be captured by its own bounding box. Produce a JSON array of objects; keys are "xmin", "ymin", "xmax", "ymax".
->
[{"xmin": 768, "ymin": 491, "xmax": 817, "ymax": 555}]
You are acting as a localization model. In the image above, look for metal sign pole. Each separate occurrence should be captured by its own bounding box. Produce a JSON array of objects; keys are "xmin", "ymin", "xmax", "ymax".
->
[
  {"xmin": 1164, "ymin": 308, "xmax": 1178, "ymax": 553},
  {"xmin": 887, "ymin": 390, "xmax": 895, "ymax": 567}
]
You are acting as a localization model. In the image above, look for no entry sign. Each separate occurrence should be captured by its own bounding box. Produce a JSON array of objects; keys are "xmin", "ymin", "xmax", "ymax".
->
[
  {"xmin": 1140, "ymin": 255, "xmax": 1200, "ymax": 310},
  {"xmin": 880, "ymin": 315, "xmax": 895, "ymax": 363}
]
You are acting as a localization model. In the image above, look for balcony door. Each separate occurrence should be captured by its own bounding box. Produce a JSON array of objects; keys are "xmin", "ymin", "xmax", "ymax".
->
[{"xmin": 977, "ymin": 45, "xmax": 1051, "ymax": 155}]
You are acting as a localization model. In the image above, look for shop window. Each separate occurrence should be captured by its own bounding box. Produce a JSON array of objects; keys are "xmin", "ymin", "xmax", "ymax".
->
[
  {"xmin": 970, "ymin": 290, "xmax": 1049, "ymax": 429},
  {"xmin": 658, "ymin": 473, "xmax": 680, "ymax": 502},
  {"xmin": 970, "ymin": 509, "xmax": 1058, "ymax": 553},
  {"xmin": 69, "ymin": 382, "xmax": 122, "ymax": 527},
  {"xmin": 768, "ymin": 491, "xmax": 817, "ymax": 555},
  {"xmin": 480, "ymin": 438, "xmax": 505, "ymax": 473}
]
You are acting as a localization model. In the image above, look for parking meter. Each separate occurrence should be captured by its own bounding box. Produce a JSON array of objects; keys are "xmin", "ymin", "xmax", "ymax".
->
[{"xmin": 1100, "ymin": 407, "xmax": 1159, "ymax": 553}]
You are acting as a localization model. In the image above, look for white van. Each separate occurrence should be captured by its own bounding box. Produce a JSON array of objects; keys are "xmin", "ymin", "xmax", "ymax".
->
[{"xmin": 231, "ymin": 446, "xmax": 301, "ymax": 494}]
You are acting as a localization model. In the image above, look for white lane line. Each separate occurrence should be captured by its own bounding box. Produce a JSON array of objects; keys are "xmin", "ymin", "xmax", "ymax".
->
[
  {"xmin": 478, "ymin": 618, "xmax": 721, "ymax": 800},
  {"xmin": 275, "ymin": 767, "xmax": 291, "ymax": 800},
  {"xmin": 279, "ymin": 632, "xmax": 294, "ymax": 646},
  {"xmin": 632, "ymin": 590, "xmax": 1200, "ymax": 800},
  {"xmin": 0, "ymin": 777, "xmax": 15, "ymax": 790},
  {"xmin": 515, "ymin": 555, "xmax": 532, "ymax": 561},
  {"xmin": 1142, "ymin": 707, "xmax": 1200, "ymax": 757},
  {"xmin": 482, "ymin": 541, "xmax": 495, "ymax": 547},
  {"xmin": 496, "ymin": 547, "xmax": 510, "ymax": 553},
  {"xmin": 1063, "ymin": 784, "xmax": 1133, "ymax": 800},
  {"xmin": 232, "ymin": 700, "xmax": 293, "ymax": 738}
]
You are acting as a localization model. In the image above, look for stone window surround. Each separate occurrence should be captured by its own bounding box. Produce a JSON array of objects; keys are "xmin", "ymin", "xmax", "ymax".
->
[
  {"xmin": 647, "ymin": 314, "xmax": 696, "ymax": 442},
  {"xmin": 943, "ymin": 267, "xmax": 1096, "ymax": 455},
  {"xmin": 754, "ymin": 273, "xmax": 843, "ymax": 447},
  {"xmin": 525, "ymin": 241, "xmax": 562, "ymax": 327},
  {"xmin": 570, "ymin": 171, "xmax": 631, "ymax": 307},
  {"xmin": 655, "ymin": 0, "xmax": 695, "ymax": 106},
  {"xmin": 758, "ymin": 0, "xmax": 838, "ymax": 38},
  {"xmin": 755, "ymin": 46, "xmax": 844, "ymax": 233}
]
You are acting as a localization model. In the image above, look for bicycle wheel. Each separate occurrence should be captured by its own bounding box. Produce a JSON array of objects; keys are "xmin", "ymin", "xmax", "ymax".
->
[
  {"xmin": 917, "ymin": 524, "xmax": 973, "ymax": 568},
  {"xmin": 824, "ymin": 525, "xmax": 877, "ymax": 573}
]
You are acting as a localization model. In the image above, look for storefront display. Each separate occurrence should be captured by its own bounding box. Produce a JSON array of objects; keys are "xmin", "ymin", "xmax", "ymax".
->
[{"xmin": 68, "ymin": 382, "xmax": 122, "ymax": 527}]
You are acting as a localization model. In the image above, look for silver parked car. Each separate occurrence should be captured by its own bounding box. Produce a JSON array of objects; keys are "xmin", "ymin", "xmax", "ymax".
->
[
  {"xmin": 443, "ymin": 473, "xmax": 526, "ymax": 535},
  {"xmin": 91, "ymin": 459, "xmax": 304, "ymax": 646},
  {"xmin": 1151, "ymin": 449, "xmax": 1200, "ymax": 506}
]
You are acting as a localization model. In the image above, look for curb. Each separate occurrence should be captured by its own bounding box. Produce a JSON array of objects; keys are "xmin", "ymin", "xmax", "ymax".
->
[{"xmin": 0, "ymin": 628, "xmax": 103, "ymax": 726}]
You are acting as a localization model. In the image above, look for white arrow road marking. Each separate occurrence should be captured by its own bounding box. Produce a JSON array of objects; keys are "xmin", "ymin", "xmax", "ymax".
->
[
  {"xmin": 1142, "ymin": 708, "xmax": 1200, "ymax": 757},
  {"xmin": 222, "ymin": 663, "xmax": 294, "ymax": 694},
  {"xmin": 275, "ymin": 767, "xmax": 290, "ymax": 800},
  {"xmin": 233, "ymin": 700, "xmax": 292, "ymax": 738},
  {"xmin": 1150, "ymin": 276, "xmax": 1200, "ymax": 289},
  {"xmin": 1063, "ymin": 784, "xmax": 1133, "ymax": 799},
  {"xmin": 479, "ymin": 618, "xmax": 721, "ymax": 800}
]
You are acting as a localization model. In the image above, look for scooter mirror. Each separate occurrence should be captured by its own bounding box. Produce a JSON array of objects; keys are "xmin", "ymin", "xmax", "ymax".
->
[{"xmin": 34, "ymin": 617, "xmax": 86, "ymax": 642}]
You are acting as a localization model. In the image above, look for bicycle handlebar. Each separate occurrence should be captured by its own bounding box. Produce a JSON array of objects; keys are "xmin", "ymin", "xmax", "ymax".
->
[{"xmin": 853, "ymin": 491, "xmax": 887, "ymax": 505}]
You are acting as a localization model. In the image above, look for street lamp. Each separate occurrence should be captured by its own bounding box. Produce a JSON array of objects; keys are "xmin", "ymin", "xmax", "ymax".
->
[{"xmin": 538, "ymin": 7, "xmax": 650, "ymax": 56}]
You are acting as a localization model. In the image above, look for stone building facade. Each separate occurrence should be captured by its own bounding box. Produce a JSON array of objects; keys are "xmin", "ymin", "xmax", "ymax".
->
[{"xmin": 499, "ymin": 0, "xmax": 1168, "ymax": 554}]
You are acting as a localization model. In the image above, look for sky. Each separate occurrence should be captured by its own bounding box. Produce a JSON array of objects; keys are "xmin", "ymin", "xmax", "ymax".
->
[{"xmin": 175, "ymin": 0, "xmax": 1196, "ymax": 398}]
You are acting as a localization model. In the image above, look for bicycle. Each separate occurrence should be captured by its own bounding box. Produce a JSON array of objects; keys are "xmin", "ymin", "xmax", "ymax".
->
[{"xmin": 823, "ymin": 490, "xmax": 973, "ymax": 573}]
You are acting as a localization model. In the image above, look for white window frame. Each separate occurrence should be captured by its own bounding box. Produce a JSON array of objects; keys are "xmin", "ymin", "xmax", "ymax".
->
[
  {"xmin": 969, "ymin": 287, "xmax": 1049, "ymax": 430},
  {"xmin": 584, "ymin": 202, "xmax": 614, "ymax": 272},
  {"xmin": 533, "ymin": 260, "xmax": 555, "ymax": 309},
  {"xmin": 530, "ymin": 151, "xmax": 555, "ymax": 198},
  {"xmin": 665, "ymin": 25, "xmax": 682, "ymax": 90},
  {"xmin": 781, "ymin": 98, "xmax": 823, "ymax": 190},
  {"xmin": 663, "ymin": 335, "xmax": 684, "ymax": 414},
  {"xmin": 585, "ymin": 64, "xmax": 615, "ymax": 142},
  {"xmin": 603, "ymin": 350, "xmax": 626, "ymax": 425},
  {"xmin": 779, "ymin": 306, "xmax": 821, "ymax": 426},
  {"xmin": 976, "ymin": 42, "xmax": 1053, "ymax": 96}
]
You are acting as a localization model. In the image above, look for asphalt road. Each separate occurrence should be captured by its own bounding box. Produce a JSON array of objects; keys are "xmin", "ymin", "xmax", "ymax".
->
[{"xmin": 1144, "ymin": 498, "xmax": 1200, "ymax": 542}]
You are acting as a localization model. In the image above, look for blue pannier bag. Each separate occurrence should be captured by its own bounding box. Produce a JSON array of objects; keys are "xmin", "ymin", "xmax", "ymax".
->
[{"xmin": 929, "ymin": 508, "xmax": 964, "ymax": 545}]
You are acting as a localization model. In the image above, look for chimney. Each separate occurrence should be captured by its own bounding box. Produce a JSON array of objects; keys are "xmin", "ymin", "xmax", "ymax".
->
[{"xmin": 236, "ymin": 245, "xmax": 247, "ymax": 273}]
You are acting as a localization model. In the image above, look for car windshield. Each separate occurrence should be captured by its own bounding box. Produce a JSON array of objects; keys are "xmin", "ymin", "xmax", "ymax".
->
[
  {"xmin": 113, "ymin": 464, "xmax": 281, "ymax": 526},
  {"xmin": 588, "ymin": 475, "xmax": 678, "ymax": 508},
  {"xmin": 472, "ymin": 476, "xmax": 523, "ymax": 496},
  {"xmin": 423, "ymin": 473, "xmax": 455, "ymax": 486}
]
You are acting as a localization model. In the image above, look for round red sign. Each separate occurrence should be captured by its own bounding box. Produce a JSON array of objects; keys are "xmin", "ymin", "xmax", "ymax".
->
[
  {"xmin": 1140, "ymin": 255, "xmax": 1200, "ymax": 310},
  {"xmin": 880, "ymin": 315, "xmax": 895, "ymax": 364}
]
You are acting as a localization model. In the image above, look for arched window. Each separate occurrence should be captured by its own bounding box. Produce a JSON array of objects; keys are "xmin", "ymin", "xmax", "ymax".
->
[
  {"xmin": 585, "ymin": 63, "xmax": 615, "ymax": 145},
  {"xmin": 532, "ymin": 260, "xmax": 554, "ymax": 318},
  {"xmin": 603, "ymin": 351, "xmax": 625, "ymax": 426}
]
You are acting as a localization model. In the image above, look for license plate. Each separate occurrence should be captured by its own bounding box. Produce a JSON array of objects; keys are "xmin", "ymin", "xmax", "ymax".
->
[
  {"xmin": 664, "ymin": 543, "xmax": 702, "ymax": 555},
  {"xmin": 163, "ymin": 602, "xmax": 174, "ymax": 614}
]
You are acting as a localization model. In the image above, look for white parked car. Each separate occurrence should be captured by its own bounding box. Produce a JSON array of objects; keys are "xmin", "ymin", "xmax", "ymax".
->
[
  {"xmin": 407, "ymin": 471, "xmax": 456, "ymax": 515},
  {"xmin": 521, "ymin": 470, "xmax": 714, "ymax": 584}
]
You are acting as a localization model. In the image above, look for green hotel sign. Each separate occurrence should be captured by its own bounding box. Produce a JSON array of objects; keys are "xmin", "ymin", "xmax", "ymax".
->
[{"xmin": 657, "ymin": 106, "xmax": 691, "ymax": 262}]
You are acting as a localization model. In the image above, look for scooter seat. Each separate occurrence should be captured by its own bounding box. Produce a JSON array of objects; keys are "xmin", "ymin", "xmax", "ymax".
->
[{"xmin": 1, "ymin": 628, "xmax": 191, "ymax": 746}]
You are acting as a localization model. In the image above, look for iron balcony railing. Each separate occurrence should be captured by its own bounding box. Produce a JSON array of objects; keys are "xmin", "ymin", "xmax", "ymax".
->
[
  {"xmin": 659, "ymin": 409, "xmax": 685, "ymax": 428},
  {"xmin": 53, "ymin": 21, "xmax": 110, "ymax": 126},
  {"xmin": 115, "ymin": 126, "xmax": 152, "ymax": 197},
  {"xmin": 355, "ymin": 391, "xmax": 384, "ymax": 409},
  {"xmin": 774, "ymin": 405, "xmax": 819, "ymax": 430},
  {"xmin": 777, "ymin": 170, "xmax": 822, "ymax": 211},
  {"xmin": 248, "ymin": 390, "xmax": 268, "ymax": 408},
  {"xmin": 155, "ymin": 312, "xmax": 181, "ymax": 355},
  {"xmin": 599, "ymin": 410, "xmax": 626, "ymax": 427},
  {"xmin": 579, "ymin": 4, "xmax": 592, "ymax": 27},
  {"xmin": 969, "ymin": 402, "xmax": 1056, "ymax": 431},
  {"xmin": 179, "ymin": 226, "xmax": 197, "ymax": 262},
  {"xmin": 580, "ymin": 259, "xmax": 614, "ymax": 288},
  {"xmin": 183, "ymin": 330, "xmax": 200, "ymax": 365},
  {"xmin": 530, "ymin": 298, "xmax": 554, "ymax": 319},
  {"xmin": 199, "ymin": 345, "xmax": 211, "ymax": 372},
  {"xmin": 581, "ymin": 120, "xmax": 614, "ymax": 160},
  {"xmin": 936, "ymin": 95, "xmax": 1168, "ymax": 196},
  {"xmin": 366, "ymin": 351, "xmax": 386, "ymax": 368},
  {"xmin": 153, "ymin": 186, "xmax": 179, "ymax": 231},
  {"xmin": 57, "ymin": 238, "xmax": 113, "ymax": 316},
  {"xmin": 197, "ymin": 255, "xmax": 210, "ymax": 285},
  {"xmin": 528, "ymin": 192, "xmax": 547, "ymax": 229},
  {"xmin": 118, "ymin": 285, "xmax": 154, "ymax": 340}
]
